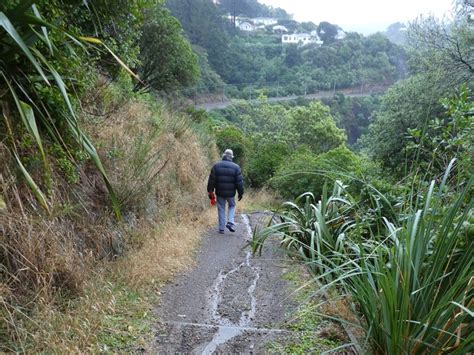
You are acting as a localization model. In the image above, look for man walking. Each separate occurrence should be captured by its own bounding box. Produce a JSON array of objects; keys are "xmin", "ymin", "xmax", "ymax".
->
[{"xmin": 207, "ymin": 149, "xmax": 244, "ymax": 234}]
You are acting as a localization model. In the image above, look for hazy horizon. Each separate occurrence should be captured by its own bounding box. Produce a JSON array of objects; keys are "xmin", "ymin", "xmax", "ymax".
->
[{"xmin": 258, "ymin": 0, "xmax": 454, "ymax": 34}]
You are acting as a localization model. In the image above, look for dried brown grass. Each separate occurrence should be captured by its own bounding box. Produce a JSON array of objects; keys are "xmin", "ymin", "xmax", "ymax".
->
[
  {"xmin": 116, "ymin": 209, "xmax": 216, "ymax": 289},
  {"xmin": 1, "ymin": 82, "xmax": 219, "ymax": 352},
  {"xmin": 237, "ymin": 188, "xmax": 281, "ymax": 213}
]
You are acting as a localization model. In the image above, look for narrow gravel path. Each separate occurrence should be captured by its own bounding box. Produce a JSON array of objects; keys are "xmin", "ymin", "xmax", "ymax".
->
[{"xmin": 153, "ymin": 212, "xmax": 297, "ymax": 354}]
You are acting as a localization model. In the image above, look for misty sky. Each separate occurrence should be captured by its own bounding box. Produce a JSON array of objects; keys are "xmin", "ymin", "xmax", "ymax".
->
[{"xmin": 258, "ymin": 0, "xmax": 454, "ymax": 34}]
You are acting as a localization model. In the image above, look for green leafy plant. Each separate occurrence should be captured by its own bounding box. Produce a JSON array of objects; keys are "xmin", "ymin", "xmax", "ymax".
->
[
  {"xmin": 252, "ymin": 161, "xmax": 473, "ymax": 353},
  {"xmin": 0, "ymin": 1, "xmax": 136, "ymax": 218},
  {"xmin": 251, "ymin": 181, "xmax": 356, "ymax": 281}
]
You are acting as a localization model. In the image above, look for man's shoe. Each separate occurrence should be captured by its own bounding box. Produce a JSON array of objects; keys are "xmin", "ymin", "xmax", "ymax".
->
[
  {"xmin": 218, "ymin": 230, "xmax": 225, "ymax": 234},
  {"xmin": 226, "ymin": 223, "xmax": 235, "ymax": 232}
]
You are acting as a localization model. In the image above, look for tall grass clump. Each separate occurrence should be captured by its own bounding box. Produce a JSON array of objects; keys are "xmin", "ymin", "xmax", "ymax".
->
[
  {"xmin": 252, "ymin": 161, "xmax": 473, "ymax": 353},
  {"xmin": 251, "ymin": 181, "xmax": 357, "ymax": 281}
]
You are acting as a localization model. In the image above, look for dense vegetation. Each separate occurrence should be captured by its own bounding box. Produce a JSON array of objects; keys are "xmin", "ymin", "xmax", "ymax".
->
[
  {"xmin": 1, "ymin": 0, "xmax": 210, "ymax": 352},
  {"xmin": 235, "ymin": 2, "xmax": 471, "ymax": 353},
  {"xmin": 1, "ymin": 0, "xmax": 472, "ymax": 353},
  {"xmin": 165, "ymin": 0, "xmax": 406, "ymax": 98}
]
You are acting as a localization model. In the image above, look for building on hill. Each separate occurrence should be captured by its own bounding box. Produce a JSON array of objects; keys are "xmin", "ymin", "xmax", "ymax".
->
[
  {"xmin": 253, "ymin": 17, "xmax": 278, "ymax": 26},
  {"xmin": 282, "ymin": 32, "xmax": 323, "ymax": 46},
  {"xmin": 238, "ymin": 21, "xmax": 255, "ymax": 31},
  {"xmin": 273, "ymin": 25, "xmax": 289, "ymax": 33}
]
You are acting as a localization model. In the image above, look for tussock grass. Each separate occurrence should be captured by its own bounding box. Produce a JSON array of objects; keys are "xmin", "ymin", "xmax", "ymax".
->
[
  {"xmin": 1, "ymin": 81, "xmax": 219, "ymax": 352},
  {"xmin": 238, "ymin": 188, "xmax": 281, "ymax": 213},
  {"xmin": 117, "ymin": 209, "xmax": 216, "ymax": 289}
]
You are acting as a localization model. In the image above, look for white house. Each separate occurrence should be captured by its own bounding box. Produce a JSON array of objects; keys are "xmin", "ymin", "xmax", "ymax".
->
[
  {"xmin": 253, "ymin": 17, "xmax": 278, "ymax": 26},
  {"xmin": 282, "ymin": 33, "xmax": 323, "ymax": 46},
  {"xmin": 238, "ymin": 21, "xmax": 255, "ymax": 32},
  {"xmin": 273, "ymin": 25, "xmax": 289, "ymax": 33}
]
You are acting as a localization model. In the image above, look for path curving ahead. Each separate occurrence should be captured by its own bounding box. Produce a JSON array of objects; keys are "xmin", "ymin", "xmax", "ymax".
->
[{"xmin": 153, "ymin": 213, "xmax": 297, "ymax": 354}]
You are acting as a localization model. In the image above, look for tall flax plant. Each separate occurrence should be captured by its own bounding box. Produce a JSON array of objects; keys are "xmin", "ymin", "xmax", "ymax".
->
[
  {"xmin": 345, "ymin": 161, "xmax": 473, "ymax": 354},
  {"xmin": 252, "ymin": 162, "xmax": 472, "ymax": 353},
  {"xmin": 0, "ymin": 2, "xmax": 132, "ymax": 219},
  {"xmin": 251, "ymin": 181, "xmax": 357, "ymax": 280}
]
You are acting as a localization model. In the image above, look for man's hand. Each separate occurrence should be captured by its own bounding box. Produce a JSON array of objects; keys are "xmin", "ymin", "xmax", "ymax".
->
[
  {"xmin": 238, "ymin": 194, "xmax": 243, "ymax": 201},
  {"xmin": 208, "ymin": 192, "xmax": 215, "ymax": 200}
]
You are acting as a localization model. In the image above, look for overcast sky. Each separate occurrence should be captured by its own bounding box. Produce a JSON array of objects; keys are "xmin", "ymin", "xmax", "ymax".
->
[{"xmin": 258, "ymin": 0, "xmax": 455, "ymax": 34}]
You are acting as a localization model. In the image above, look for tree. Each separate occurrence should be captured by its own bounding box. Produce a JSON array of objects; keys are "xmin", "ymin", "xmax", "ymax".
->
[
  {"xmin": 246, "ymin": 142, "xmax": 289, "ymax": 187},
  {"xmin": 318, "ymin": 21, "xmax": 338, "ymax": 44},
  {"xmin": 289, "ymin": 102, "xmax": 347, "ymax": 154},
  {"xmin": 215, "ymin": 126, "xmax": 250, "ymax": 167},
  {"xmin": 284, "ymin": 44, "xmax": 302, "ymax": 67},
  {"xmin": 219, "ymin": 0, "xmax": 290, "ymax": 19},
  {"xmin": 139, "ymin": 6, "xmax": 199, "ymax": 91},
  {"xmin": 166, "ymin": 0, "xmax": 232, "ymax": 78},
  {"xmin": 384, "ymin": 22, "xmax": 408, "ymax": 46},
  {"xmin": 359, "ymin": 11, "xmax": 473, "ymax": 173},
  {"xmin": 357, "ymin": 73, "xmax": 450, "ymax": 170},
  {"xmin": 407, "ymin": 15, "xmax": 474, "ymax": 85}
]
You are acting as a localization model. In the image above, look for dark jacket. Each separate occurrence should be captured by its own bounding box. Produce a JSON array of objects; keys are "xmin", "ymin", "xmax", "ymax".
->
[{"xmin": 207, "ymin": 157, "xmax": 244, "ymax": 198}]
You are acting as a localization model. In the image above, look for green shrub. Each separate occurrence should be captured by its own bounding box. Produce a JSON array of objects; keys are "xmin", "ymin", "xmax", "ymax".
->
[
  {"xmin": 271, "ymin": 145, "xmax": 361, "ymax": 199},
  {"xmin": 254, "ymin": 161, "xmax": 473, "ymax": 354},
  {"xmin": 270, "ymin": 148, "xmax": 319, "ymax": 198},
  {"xmin": 246, "ymin": 142, "xmax": 290, "ymax": 188},
  {"xmin": 215, "ymin": 126, "xmax": 250, "ymax": 167}
]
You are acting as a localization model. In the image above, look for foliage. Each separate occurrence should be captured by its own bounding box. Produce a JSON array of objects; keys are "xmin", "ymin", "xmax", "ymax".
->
[
  {"xmin": 269, "ymin": 148, "xmax": 320, "ymax": 198},
  {"xmin": 407, "ymin": 15, "xmax": 473, "ymax": 84},
  {"xmin": 357, "ymin": 73, "xmax": 451, "ymax": 171},
  {"xmin": 188, "ymin": 46, "xmax": 225, "ymax": 95},
  {"xmin": 252, "ymin": 182, "xmax": 356, "ymax": 279},
  {"xmin": 406, "ymin": 85, "xmax": 474, "ymax": 179},
  {"xmin": 165, "ymin": 0, "xmax": 232, "ymax": 79},
  {"xmin": 383, "ymin": 22, "xmax": 408, "ymax": 46},
  {"xmin": 0, "ymin": 1, "xmax": 123, "ymax": 217},
  {"xmin": 253, "ymin": 163, "xmax": 473, "ymax": 354},
  {"xmin": 317, "ymin": 21, "xmax": 339, "ymax": 45},
  {"xmin": 138, "ymin": 5, "xmax": 199, "ymax": 92},
  {"xmin": 322, "ymin": 93, "xmax": 381, "ymax": 145},
  {"xmin": 246, "ymin": 141, "xmax": 289, "ymax": 188},
  {"xmin": 215, "ymin": 125, "xmax": 250, "ymax": 167},
  {"xmin": 214, "ymin": 99, "xmax": 348, "ymax": 188},
  {"xmin": 271, "ymin": 146, "xmax": 360, "ymax": 198},
  {"xmin": 219, "ymin": 0, "xmax": 291, "ymax": 19},
  {"xmin": 288, "ymin": 102, "xmax": 347, "ymax": 154},
  {"xmin": 166, "ymin": 0, "xmax": 406, "ymax": 98}
]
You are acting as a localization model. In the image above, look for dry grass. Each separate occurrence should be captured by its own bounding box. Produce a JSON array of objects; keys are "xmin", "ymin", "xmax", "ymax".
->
[
  {"xmin": 116, "ymin": 209, "xmax": 216, "ymax": 289},
  {"xmin": 237, "ymin": 188, "xmax": 281, "ymax": 214},
  {"xmin": 1, "ymin": 80, "xmax": 219, "ymax": 352},
  {"xmin": 0, "ymin": 207, "xmax": 217, "ymax": 353}
]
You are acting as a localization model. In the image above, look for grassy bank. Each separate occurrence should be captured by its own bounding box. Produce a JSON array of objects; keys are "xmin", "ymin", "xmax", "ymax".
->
[{"xmin": 0, "ymin": 78, "xmax": 218, "ymax": 352}]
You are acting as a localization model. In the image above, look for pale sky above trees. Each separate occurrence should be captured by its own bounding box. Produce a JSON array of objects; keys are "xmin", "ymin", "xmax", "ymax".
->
[{"xmin": 258, "ymin": 0, "xmax": 454, "ymax": 34}]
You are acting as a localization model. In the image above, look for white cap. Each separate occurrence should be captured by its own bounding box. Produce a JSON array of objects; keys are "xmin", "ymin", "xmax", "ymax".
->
[{"xmin": 223, "ymin": 149, "xmax": 234, "ymax": 159}]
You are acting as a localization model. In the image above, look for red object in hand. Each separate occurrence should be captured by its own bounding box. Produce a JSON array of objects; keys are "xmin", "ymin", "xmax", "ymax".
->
[{"xmin": 208, "ymin": 192, "xmax": 216, "ymax": 206}]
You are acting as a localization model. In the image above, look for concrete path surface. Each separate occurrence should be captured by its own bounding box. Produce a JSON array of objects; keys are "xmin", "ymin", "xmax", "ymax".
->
[{"xmin": 153, "ymin": 213, "xmax": 297, "ymax": 354}]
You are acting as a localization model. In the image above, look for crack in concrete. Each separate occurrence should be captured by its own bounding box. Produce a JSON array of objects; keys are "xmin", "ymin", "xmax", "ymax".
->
[
  {"xmin": 163, "ymin": 320, "xmax": 293, "ymax": 334},
  {"xmin": 200, "ymin": 214, "xmax": 260, "ymax": 354}
]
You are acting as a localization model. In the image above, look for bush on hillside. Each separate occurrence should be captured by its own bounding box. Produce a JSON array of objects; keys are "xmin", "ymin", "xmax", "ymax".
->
[
  {"xmin": 215, "ymin": 126, "xmax": 250, "ymax": 167},
  {"xmin": 246, "ymin": 142, "xmax": 290, "ymax": 188},
  {"xmin": 271, "ymin": 146, "xmax": 361, "ymax": 198}
]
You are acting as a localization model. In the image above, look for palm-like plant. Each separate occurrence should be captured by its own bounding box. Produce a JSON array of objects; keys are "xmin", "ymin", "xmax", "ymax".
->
[
  {"xmin": 345, "ymin": 161, "xmax": 473, "ymax": 354},
  {"xmin": 0, "ymin": 1, "xmax": 123, "ymax": 218},
  {"xmin": 251, "ymin": 181, "xmax": 356, "ymax": 280},
  {"xmin": 252, "ymin": 161, "xmax": 473, "ymax": 353}
]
